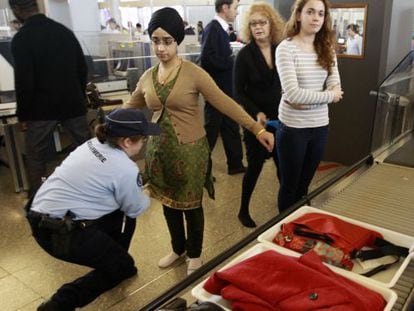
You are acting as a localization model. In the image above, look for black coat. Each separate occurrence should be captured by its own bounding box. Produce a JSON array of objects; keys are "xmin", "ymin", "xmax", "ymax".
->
[
  {"xmin": 11, "ymin": 14, "xmax": 88, "ymax": 121},
  {"xmin": 233, "ymin": 41, "xmax": 281, "ymax": 120}
]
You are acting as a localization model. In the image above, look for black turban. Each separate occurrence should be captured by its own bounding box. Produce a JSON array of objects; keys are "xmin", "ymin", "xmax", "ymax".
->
[
  {"xmin": 147, "ymin": 7, "xmax": 185, "ymax": 45},
  {"xmin": 9, "ymin": 0, "xmax": 37, "ymax": 10}
]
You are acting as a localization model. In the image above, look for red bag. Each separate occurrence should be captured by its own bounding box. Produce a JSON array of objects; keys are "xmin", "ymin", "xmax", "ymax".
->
[{"xmin": 273, "ymin": 213, "xmax": 383, "ymax": 270}]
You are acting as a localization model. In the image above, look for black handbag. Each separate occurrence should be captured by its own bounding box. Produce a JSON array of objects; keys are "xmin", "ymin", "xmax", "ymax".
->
[{"xmin": 86, "ymin": 82, "xmax": 123, "ymax": 109}]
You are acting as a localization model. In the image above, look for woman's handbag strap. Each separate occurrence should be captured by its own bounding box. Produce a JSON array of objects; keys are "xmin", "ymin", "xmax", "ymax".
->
[{"xmin": 352, "ymin": 237, "xmax": 409, "ymax": 261}]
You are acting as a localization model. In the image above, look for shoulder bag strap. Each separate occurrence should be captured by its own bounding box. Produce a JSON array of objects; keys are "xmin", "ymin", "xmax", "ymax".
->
[{"xmin": 352, "ymin": 237, "xmax": 409, "ymax": 260}]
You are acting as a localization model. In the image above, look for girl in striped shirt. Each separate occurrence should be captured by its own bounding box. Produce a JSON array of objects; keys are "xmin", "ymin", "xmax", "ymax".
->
[{"xmin": 276, "ymin": 0, "xmax": 343, "ymax": 212}]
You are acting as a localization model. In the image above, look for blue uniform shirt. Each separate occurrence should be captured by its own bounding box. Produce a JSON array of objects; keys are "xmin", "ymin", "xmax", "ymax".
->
[{"xmin": 31, "ymin": 138, "xmax": 150, "ymax": 220}]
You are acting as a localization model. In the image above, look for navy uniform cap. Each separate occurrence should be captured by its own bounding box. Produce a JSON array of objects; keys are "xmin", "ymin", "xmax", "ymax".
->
[{"xmin": 105, "ymin": 108, "xmax": 161, "ymax": 137}]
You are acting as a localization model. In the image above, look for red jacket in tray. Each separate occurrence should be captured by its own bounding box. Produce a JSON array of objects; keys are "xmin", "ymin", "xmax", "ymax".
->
[{"xmin": 203, "ymin": 250, "xmax": 385, "ymax": 311}]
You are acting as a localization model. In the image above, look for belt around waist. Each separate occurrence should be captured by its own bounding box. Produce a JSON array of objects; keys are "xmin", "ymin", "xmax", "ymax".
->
[
  {"xmin": 27, "ymin": 210, "xmax": 48, "ymax": 219},
  {"xmin": 28, "ymin": 210, "xmax": 100, "ymax": 228}
]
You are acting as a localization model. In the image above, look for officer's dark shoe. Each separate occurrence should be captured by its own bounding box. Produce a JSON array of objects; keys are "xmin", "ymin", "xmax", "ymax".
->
[
  {"xmin": 37, "ymin": 299, "xmax": 74, "ymax": 311},
  {"xmin": 228, "ymin": 166, "xmax": 246, "ymax": 175}
]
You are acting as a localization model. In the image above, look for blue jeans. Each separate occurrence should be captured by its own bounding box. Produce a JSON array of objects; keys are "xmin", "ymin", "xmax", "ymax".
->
[{"xmin": 276, "ymin": 123, "xmax": 329, "ymax": 212}]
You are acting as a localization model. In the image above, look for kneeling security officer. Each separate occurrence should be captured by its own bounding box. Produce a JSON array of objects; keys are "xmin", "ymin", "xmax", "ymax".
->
[{"xmin": 26, "ymin": 108, "xmax": 161, "ymax": 311}]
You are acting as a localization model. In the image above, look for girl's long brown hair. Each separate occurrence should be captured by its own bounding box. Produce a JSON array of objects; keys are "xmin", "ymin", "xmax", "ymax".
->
[{"xmin": 284, "ymin": 0, "xmax": 336, "ymax": 74}]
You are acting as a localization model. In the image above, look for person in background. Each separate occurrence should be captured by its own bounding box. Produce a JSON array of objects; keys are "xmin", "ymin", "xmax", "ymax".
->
[
  {"xmin": 125, "ymin": 7, "xmax": 274, "ymax": 275},
  {"xmin": 184, "ymin": 21, "xmax": 196, "ymax": 35},
  {"xmin": 228, "ymin": 23, "xmax": 238, "ymax": 41},
  {"xmin": 103, "ymin": 17, "xmax": 121, "ymax": 33},
  {"xmin": 136, "ymin": 22, "xmax": 143, "ymax": 34},
  {"xmin": 200, "ymin": 0, "xmax": 246, "ymax": 175},
  {"xmin": 27, "ymin": 108, "xmax": 160, "ymax": 311},
  {"xmin": 234, "ymin": 1, "xmax": 284, "ymax": 228},
  {"xmin": 346, "ymin": 23, "xmax": 363, "ymax": 55},
  {"xmin": 197, "ymin": 21, "xmax": 204, "ymax": 42},
  {"xmin": 9, "ymin": 0, "xmax": 91, "ymax": 198},
  {"xmin": 9, "ymin": 19, "xmax": 22, "ymax": 33},
  {"xmin": 134, "ymin": 22, "xmax": 143, "ymax": 40},
  {"xmin": 276, "ymin": 0, "xmax": 343, "ymax": 212},
  {"xmin": 127, "ymin": 21, "xmax": 135, "ymax": 38}
]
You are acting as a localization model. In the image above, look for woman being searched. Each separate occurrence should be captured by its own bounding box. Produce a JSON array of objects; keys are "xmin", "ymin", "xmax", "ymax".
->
[
  {"xmin": 276, "ymin": 0, "xmax": 343, "ymax": 212},
  {"xmin": 234, "ymin": 2, "xmax": 284, "ymax": 228},
  {"xmin": 125, "ymin": 7, "xmax": 274, "ymax": 275},
  {"xmin": 26, "ymin": 108, "xmax": 161, "ymax": 311}
]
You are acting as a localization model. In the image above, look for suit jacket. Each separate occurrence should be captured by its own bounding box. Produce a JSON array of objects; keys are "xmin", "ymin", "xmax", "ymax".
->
[
  {"xmin": 11, "ymin": 14, "xmax": 87, "ymax": 121},
  {"xmin": 200, "ymin": 19, "xmax": 233, "ymax": 96}
]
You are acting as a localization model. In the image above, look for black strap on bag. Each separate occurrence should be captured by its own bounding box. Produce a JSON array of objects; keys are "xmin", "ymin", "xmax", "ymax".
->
[
  {"xmin": 351, "ymin": 238, "xmax": 409, "ymax": 277},
  {"xmin": 352, "ymin": 237, "xmax": 409, "ymax": 261},
  {"xmin": 293, "ymin": 224, "xmax": 335, "ymax": 244}
]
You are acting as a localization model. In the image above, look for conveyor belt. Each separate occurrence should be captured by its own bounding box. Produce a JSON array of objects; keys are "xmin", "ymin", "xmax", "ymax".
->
[{"xmin": 319, "ymin": 163, "xmax": 414, "ymax": 311}]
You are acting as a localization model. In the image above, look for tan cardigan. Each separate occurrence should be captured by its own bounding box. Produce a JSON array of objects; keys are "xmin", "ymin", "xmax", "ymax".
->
[{"xmin": 126, "ymin": 59, "xmax": 263, "ymax": 144}]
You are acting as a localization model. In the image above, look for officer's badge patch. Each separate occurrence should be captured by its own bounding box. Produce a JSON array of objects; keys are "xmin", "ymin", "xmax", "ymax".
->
[{"xmin": 137, "ymin": 173, "xmax": 143, "ymax": 187}]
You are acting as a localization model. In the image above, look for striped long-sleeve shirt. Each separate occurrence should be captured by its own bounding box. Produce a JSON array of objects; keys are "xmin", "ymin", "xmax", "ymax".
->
[{"xmin": 276, "ymin": 39, "xmax": 341, "ymax": 128}]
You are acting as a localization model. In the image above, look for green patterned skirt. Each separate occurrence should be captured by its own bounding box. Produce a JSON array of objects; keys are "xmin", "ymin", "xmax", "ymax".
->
[{"xmin": 145, "ymin": 110, "xmax": 214, "ymax": 210}]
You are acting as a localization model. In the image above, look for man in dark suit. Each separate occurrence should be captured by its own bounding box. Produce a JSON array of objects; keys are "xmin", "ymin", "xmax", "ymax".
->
[
  {"xmin": 200, "ymin": 0, "xmax": 245, "ymax": 175},
  {"xmin": 9, "ymin": 0, "xmax": 91, "ymax": 197}
]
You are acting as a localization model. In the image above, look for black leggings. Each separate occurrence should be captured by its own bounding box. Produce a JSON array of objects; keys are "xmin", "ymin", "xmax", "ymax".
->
[
  {"xmin": 240, "ymin": 130, "xmax": 279, "ymax": 215},
  {"xmin": 163, "ymin": 205, "xmax": 204, "ymax": 258}
]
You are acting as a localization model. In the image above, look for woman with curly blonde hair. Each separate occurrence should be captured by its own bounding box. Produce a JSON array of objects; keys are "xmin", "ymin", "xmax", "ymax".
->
[
  {"xmin": 234, "ymin": 2, "xmax": 284, "ymax": 227},
  {"xmin": 276, "ymin": 0, "xmax": 343, "ymax": 212},
  {"xmin": 239, "ymin": 1, "xmax": 284, "ymax": 44}
]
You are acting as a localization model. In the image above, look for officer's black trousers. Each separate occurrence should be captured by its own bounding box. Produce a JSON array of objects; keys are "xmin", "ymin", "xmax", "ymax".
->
[{"xmin": 28, "ymin": 210, "xmax": 137, "ymax": 310}]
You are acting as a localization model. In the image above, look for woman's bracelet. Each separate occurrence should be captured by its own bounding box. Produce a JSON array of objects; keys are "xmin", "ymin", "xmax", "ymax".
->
[{"xmin": 256, "ymin": 128, "xmax": 266, "ymax": 138}]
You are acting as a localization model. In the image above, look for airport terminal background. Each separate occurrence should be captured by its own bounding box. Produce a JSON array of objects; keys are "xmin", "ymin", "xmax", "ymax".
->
[{"xmin": 1, "ymin": 0, "xmax": 414, "ymax": 310}]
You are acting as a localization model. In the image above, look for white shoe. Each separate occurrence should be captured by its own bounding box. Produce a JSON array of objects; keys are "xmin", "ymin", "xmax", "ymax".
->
[
  {"xmin": 187, "ymin": 257, "xmax": 203, "ymax": 275},
  {"xmin": 158, "ymin": 252, "xmax": 185, "ymax": 268}
]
